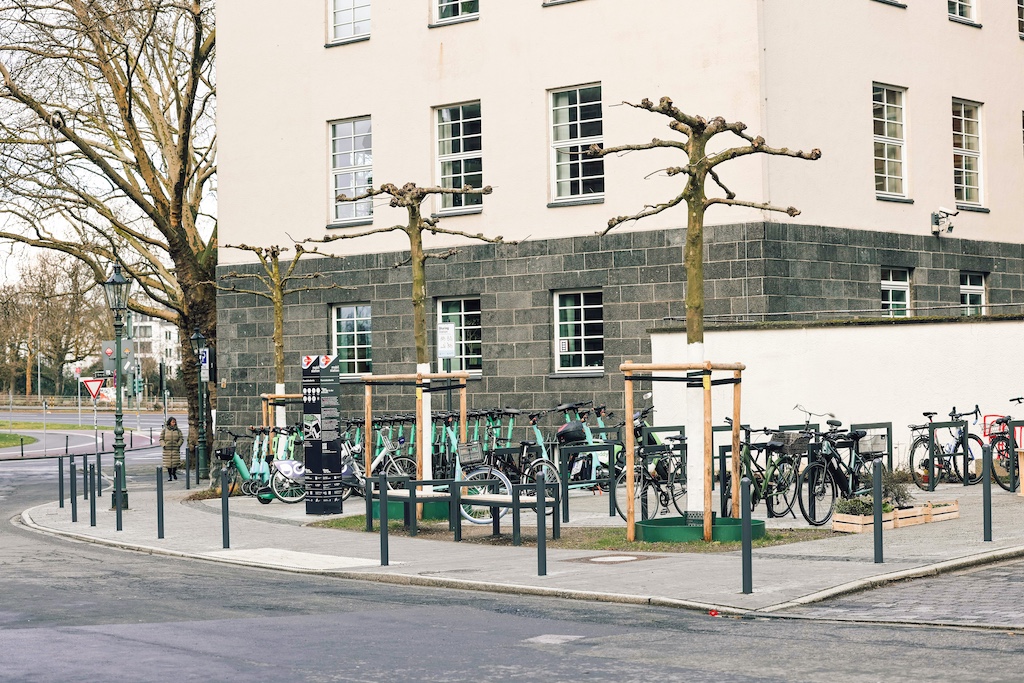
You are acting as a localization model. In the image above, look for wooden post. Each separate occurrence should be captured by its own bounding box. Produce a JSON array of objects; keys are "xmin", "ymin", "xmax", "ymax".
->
[
  {"xmin": 703, "ymin": 361, "xmax": 714, "ymax": 542},
  {"xmin": 364, "ymin": 383, "xmax": 373, "ymax": 479},
  {"xmin": 261, "ymin": 396, "xmax": 268, "ymax": 428},
  {"xmin": 623, "ymin": 361, "xmax": 636, "ymax": 541},
  {"xmin": 732, "ymin": 370, "xmax": 742, "ymax": 518}
]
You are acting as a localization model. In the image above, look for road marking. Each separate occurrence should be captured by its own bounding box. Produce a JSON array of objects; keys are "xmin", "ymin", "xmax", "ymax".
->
[{"xmin": 202, "ymin": 548, "xmax": 385, "ymax": 570}]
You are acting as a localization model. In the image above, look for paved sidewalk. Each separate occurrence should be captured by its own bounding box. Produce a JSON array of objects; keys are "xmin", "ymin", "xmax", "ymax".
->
[{"xmin": 19, "ymin": 481, "xmax": 1024, "ymax": 623}]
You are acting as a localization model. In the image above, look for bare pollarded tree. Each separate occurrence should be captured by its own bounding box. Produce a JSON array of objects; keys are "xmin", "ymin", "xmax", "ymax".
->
[
  {"xmin": 0, "ymin": 0, "xmax": 216, "ymax": 443},
  {"xmin": 218, "ymin": 243, "xmax": 348, "ymax": 386},
  {"xmin": 586, "ymin": 97, "xmax": 821, "ymax": 349},
  {"xmin": 322, "ymin": 183, "xmax": 510, "ymax": 369}
]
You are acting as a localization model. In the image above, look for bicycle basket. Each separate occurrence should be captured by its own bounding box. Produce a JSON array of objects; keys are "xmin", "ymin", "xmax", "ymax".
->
[
  {"xmin": 860, "ymin": 434, "xmax": 888, "ymax": 456},
  {"xmin": 214, "ymin": 447, "xmax": 236, "ymax": 462},
  {"xmin": 457, "ymin": 441, "xmax": 485, "ymax": 467},
  {"xmin": 770, "ymin": 431, "xmax": 810, "ymax": 455}
]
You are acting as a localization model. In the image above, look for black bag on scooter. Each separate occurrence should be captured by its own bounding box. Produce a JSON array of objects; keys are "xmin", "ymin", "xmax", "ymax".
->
[{"xmin": 556, "ymin": 420, "xmax": 587, "ymax": 445}]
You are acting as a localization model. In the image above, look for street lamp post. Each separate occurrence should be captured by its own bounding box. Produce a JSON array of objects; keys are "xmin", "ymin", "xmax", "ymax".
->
[
  {"xmin": 103, "ymin": 264, "xmax": 132, "ymax": 508},
  {"xmin": 190, "ymin": 328, "xmax": 209, "ymax": 481}
]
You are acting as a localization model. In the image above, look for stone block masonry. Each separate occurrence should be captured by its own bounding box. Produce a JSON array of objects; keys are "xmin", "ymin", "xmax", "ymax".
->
[{"xmin": 214, "ymin": 222, "xmax": 1024, "ymax": 435}]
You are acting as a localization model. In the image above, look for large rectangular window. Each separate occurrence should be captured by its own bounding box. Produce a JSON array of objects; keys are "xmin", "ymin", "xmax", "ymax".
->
[
  {"xmin": 333, "ymin": 305, "xmax": 372, "ymax": 375},
  {"xmin": 331, "ymin": 117, "xmax": 373, "ymax": 222},
  {"xmin": 437, "ymin": 0, "xmax": 478, "ymax": 23},
  {"xmin": 873, "ymin": 84, "xmax": 906, "ymax": 197},
  {"xmin": 554, "ymin": 291, "xmax": 603, "ymax": 372},
  {"xmin": 881, "ymin": 267, "xmax": 911, "ymax": 317},
  {"xmin": 948, "ymin": 0, "xmax": 973, "ymax": 20},
  {"xmin": 331, "ymin": 0, "xmax": 370, "ymax": 42},
  {"xmin": 437, "ymin": 298, "xmax": 482, "ymax": 373},
  {"xmin": 952, "ymin": 99, "xmax": 981, "ymax": 205},
  {"xmin": 960, "ymin": 272, "xmax": 985, "ymax": 316},
  {"xmin": 436, "ymin": 102, "xmax": 483, "ymax": 211},
  {"xmin": 551, "ymin": 84, "xmax": 604, "ymax": 200}
]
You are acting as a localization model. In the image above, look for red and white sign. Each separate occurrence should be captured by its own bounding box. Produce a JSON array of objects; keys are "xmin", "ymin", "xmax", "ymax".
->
[
  {"xmin": 83, "ymin": 378, "xmax": 105, "ymax": 399},
  {"xmin": 301, "ymin": 355, "xmax": 318, "ymax": 369},
  {"xmin": 104, "ymin": 345, "xmax": 114, "ymax": 357},
  {"xmin": 73, "ymin": 366, "xmax": 81, "ymax": 378}
]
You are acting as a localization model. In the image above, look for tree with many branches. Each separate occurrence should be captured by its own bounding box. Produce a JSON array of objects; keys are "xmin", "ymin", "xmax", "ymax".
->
[
  {"xmin": 586, "ymin": 96, "xmax": 821, "ymax": 347},
  {"xmin": 0, "ymin": 0, "xmax": 216, "ymax": 444},
  {"xmin": 322, "ymin": 182, "xmax": 510, "ymax": 369}
]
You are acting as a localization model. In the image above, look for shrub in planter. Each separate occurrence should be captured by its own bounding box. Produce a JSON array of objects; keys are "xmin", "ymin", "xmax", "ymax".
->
[{"xmin": 834, "ymin": 496, "xmax": 893, "ymax": 516}]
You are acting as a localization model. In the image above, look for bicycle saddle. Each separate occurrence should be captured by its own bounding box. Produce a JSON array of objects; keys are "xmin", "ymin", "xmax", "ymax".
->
[
  {"xmin": 826, "ymin": 419, "xmax": 842, "ymax": 428},
  {"xmin": 923, "ymin": 411, "xmax": 937, "ymax": 418},
  {"xmin": 502, "ymin": 408, "xmax": 521, "ymax": 415},
  {"xmin": 555, "ymin": 403, "xmax": 573, "ymax": 412},
  {"xmin": 750, "ymin": 441, "xmax": 784, "ymax": 452},
  {"xmin": 519, "ymin": 440, "xmax": 537, "ymax": 447},
  {"xmin": 994, "ymin": 416, "xmax": 1010, "ymax": 425},
  {"xmin": 664, "ymin": 435, "xmax": 686, "ymax": 443},
  {"xmin": 847, "ymin": 430, "xmax": 867, "ymax": 440}
]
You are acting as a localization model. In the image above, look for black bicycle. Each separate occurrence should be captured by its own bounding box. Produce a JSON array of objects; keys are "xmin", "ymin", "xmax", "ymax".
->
[
  {"xmin": 907, "ymin": 406, "xmax": 983, "ymax": 490},
  {"xmin": 796, "ymin": 420, "xmax": 882, "ymax": 526}
]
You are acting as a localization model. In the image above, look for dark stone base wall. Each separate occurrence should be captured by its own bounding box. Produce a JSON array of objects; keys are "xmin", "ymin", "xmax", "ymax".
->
[{"xmin": 214, "ymin": 222, "xmax": 1024, "ymax": 437}]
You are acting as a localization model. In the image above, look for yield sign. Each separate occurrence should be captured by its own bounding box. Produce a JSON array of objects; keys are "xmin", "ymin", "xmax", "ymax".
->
[{"xmin": 83, "ymin": 378, "xmax": 105, "ymax": 399}]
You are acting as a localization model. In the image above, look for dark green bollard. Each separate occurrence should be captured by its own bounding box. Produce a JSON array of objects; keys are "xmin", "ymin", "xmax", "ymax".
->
[
  {"xmin": 58, "ymin": 457, "xmax": 64, "ymax": 508},
  {"xmin": 221, "ymin": 469, "xmax": 230, "ymax": 548},
  {"xmin": 873, "ymin": 461, "xmax": 883, "ymax": 564},
  {"xmin": 70, "ymin": 459, "xmax": 78, "ymax": 523},
  {"xmin": 741, "ymin": 477, "xmax": 752, "ymax": 594},
  {"xmin": 983, "ymin": 444, "xmax": 992, "ymax": 542},
  {"xmin": 157, "ymin": 467, "xmax": 165, "ymax": 540},
  {"xmin": 115, "ymin": 463, "xmax": 124, "ymax": 531},
  {"xmin": 379, "ymin": 472, "xmax": 389, "ymax": 566},
  {"xmin": 537, "ymin": 476, "xmax": 546, "ymax": 577},
  {"xmin": 89, "ymin": 465, "xmax": 97, "ymax": 527}
]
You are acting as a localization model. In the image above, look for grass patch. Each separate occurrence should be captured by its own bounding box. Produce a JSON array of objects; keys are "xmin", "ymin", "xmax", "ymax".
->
[
  {"xmin": 0, "ymin": 433, "xmax": 35, "ymax": 448},
  {"xmin": 0, "ymin": 422, "xmax": 126, "ymax": 431},
  {"xmin": 309, "ymin": 515, "xmax": 836, "ymax": 552}
]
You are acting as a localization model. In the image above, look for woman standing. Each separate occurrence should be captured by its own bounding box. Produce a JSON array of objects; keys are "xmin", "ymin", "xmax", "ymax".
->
[{"xmin": 160, "ymin": 417, "xmax": 184, "ymax": 481}]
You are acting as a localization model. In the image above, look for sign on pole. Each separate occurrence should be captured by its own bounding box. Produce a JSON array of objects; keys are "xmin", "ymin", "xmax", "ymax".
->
[
  {"xmin": 199, "ymin": 348, "xmax": 210, "ymax": 382},
  {"xmin": 438, "ymin": 322, "xmax": 456, "ymax": 359},
  {"xmin": 82, "ymin": 378, "xmax": 105, "ymax": 400}
]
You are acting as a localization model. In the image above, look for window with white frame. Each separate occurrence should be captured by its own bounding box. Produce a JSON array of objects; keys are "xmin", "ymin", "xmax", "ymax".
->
[
  {"xmin": 331, "ymin": 117, "xmax": 373, "ymax": 222},
  {"xmin": 437, "ymin": 0, "xmax": 478, "ymax": 22},
  {"xmin": 948, "ymin": 0, "xmax": 973, "ymax": 20},
  {"xmin": 330, "ymin": 0, "xmax": 370, "ymax": 42},
  {"xmin": 551, "ymin": 84, "xmax": 604, "ymax": 200},
  {"xmin": 952, "ymin": 99, "xmax": 981, "ymax": 205},
  {"xmin": 437, "ymin": 298, "xmax": 482, "ymax": 373},
  {"xmin": 881, "ymin": 267, "xmax": 911, "ymax": 317},
  {"xmin": 873, "ymin": 84, "xmax": 906, "ymax": 197},
  {"xmin": 137, "ymin": 326, "xmax": 152, "ymax": 338},
  {"xmin": 554, "ymin": 291, "xmax": 603, "ymax": 371},
  {"xmin": 436, "ymin": 102, "xmax": 483, "ymax": 211},
  {"xmin": 333, "ymin": 304, "xmax": 372, "ymax": 375},
  {"xmin": 960, "ymin": 272, "xmax": 985, "ymax": 316}
]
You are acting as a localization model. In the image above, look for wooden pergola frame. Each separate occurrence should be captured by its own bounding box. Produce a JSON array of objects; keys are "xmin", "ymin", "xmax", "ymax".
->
[
  {"xmin": 620, "ymin": 360, "xmax": 745, "ymax": 542},
  {"xmin": 260, "ymin": 393, "xmax": 302, "ymax": 427}
]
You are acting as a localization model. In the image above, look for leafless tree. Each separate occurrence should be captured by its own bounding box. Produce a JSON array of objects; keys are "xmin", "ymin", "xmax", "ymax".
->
[
  {"xmin": 587, "ymin": 97, "xmax": 821, "ymax": 346},
  {"xmin": 0, "ymin": 0, "xmax": 216, "ymax": 440}
]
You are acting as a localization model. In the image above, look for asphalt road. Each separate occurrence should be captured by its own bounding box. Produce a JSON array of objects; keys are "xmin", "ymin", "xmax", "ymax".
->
[{"xmin": 1, "ymin": 459, "xmax": 1022, "ymax": 682}]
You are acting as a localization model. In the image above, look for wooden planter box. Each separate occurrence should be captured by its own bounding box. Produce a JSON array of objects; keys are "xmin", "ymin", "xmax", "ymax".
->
[
  {"xmin": 832, "ymin": 510, "xmax": 895, "ymax": 533},
  {"xmin": 926, "ymin": 500, "xmax": 960, "ymax": 522}
]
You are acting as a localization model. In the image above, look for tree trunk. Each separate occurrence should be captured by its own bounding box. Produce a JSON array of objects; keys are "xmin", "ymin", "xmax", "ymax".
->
[
  {"xmin": 273, "ymin": 287, "xmax": 285, "ymax": 385},
  {"xmin": 408, "ymin": 207, "xmax": 428, "ymax": 366},
  {"xmin": 683, "ymin": 185, "xmax": 707, "ymax": 346}
]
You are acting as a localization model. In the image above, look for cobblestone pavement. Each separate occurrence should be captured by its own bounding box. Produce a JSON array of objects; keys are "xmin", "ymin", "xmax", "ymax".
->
[{"xmin": 782, "ymin": 557, "xmax": 1024, "ymax": 628}]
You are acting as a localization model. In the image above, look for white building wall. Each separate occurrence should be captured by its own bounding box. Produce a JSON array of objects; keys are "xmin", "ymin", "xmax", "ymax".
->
[{"xmin": 651, "ymin": 319, "xmax": 1024, "ymax": 466}]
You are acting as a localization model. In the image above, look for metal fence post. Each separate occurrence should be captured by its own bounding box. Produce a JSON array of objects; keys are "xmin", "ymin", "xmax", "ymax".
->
[
  {"xmin": 157, "ymin": 467, "xmax": 165, "ymax": 540},
  {"xmin": 741, "ymin": 476, "xmax": 752, "ymax": 595},
  {"xmin": 89, "ymin": 465, "xmax": 97, "ymax": 527},
  {"xmin": 983, "ymin": 444, "xmax": 992, "ymax": 542},
  {"xmin": 220, "ymin": 469, "xmax": 230, "ymax": 548},
  {"xmin": 873, "ymin": 461, "xmax": 883, "ymax": 564}
]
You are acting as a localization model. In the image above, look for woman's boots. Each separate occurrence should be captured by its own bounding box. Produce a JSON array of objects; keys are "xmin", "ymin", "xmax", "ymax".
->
[{"xmin": 167, "ymin": 468, "xmax": 177, "ymax": 481}]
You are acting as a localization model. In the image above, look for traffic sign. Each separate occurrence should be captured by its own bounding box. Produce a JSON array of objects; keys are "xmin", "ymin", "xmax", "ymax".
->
[
  {"xmin": 73, "ymin": 366, "xmax": 81, "ymax": 378},
  {"xmin": 83, "ymin": 378, "xmax": 105, "ymax": 399}
]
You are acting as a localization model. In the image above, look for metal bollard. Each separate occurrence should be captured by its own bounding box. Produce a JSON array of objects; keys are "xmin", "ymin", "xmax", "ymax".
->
[
  {"xmin": 83, "ymin": 455, "xmax": 89, "ymax": 501},
  {"xmin": 220, "ymin": 469, "xmax": 230, "ymax": 548},
  {"xmin": 20, "ymin": 438, "xmax": 23, "ymax": 457},
  {"xmin": 101, "ymin": 433, "xmax": 105, "ymax": 452},
  {"xmin": 873, "ymin": 460, "xmax": 883, "ymax": 564},
  {"xmin": 130, "ymin": 431, "xmax": 133, "ymax": 449},
  {"xmin": 157, "ymin": 467, "xmax": 165, "ymax": 540},
  {"xmin": 65, "ymin": 435, "xmax": 69, "ymax": 455},
  {"xmin": 379, "ymin": 472, "xmax": 389, "ymax": 566},
  {"xmin": 89, "ymin": 465, "xmax": 97, "ymax": 527},
  {"xmin": 70, "ymin": 459, "xmax": 78, "ymax": 523},
  {"xmin": 983, "ymin": 444, "xmax": 992, "ymax": 542},
  {"xmin": 741, "ymin": 476, "xmax": 752, "ymax": 594},
  {"xmin": 59, "ymin": 457, "xmax": 64, "ymax": 508},
  {"xmin": 96, "ymin": 454, "xmax": 102, "ymax": 494},
  {"xmin": 537, "ymin": 476, "xmax": 547, "ymax": 577},
  {"xmin": 184, "ymin": 448, "xmax": 191, "ymax": 490},
  {"xmin": 115, "ymin": 463, "xmax": 123, "ymax": 531}
]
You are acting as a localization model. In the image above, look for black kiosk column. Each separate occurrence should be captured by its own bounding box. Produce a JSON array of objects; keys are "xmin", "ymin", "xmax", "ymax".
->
[
  {"xmin": 318, "ymin": 354, "xmax": 344, "ymax": 513},
  {"xmin": 302, "ymin": 355, "xmax": 325, "ymax": 514}
]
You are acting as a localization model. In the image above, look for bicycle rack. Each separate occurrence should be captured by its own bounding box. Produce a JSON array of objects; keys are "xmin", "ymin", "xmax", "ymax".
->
[
  {"xmin": 925, "ymin": 420, "xmax": 969, "ymax": 492},
  {"xmin": 557, "ymin": 443, "xmax": 615, "ymax": 522},
  {"xmin": 1007, "ymin": 420, "xmax": 1024, "ymax": 491},
  {"xmin": 850, "ymin": 422, "xmax": 893, "ymax": 471}
]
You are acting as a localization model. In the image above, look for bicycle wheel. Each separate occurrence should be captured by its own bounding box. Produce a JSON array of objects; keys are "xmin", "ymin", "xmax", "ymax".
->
[
  {"xmin": 386, "ymin": 456, "xmax": 418, "ymax": 488},
  {"xmin": 459, "ymin": 467, "xmax": 511, "ymax": 525},
  {"xmin": 663, "ymin": 455, "xmax": 687, "ymax": 517},
  {"xmin": 614, "ymin": 467, "xmax": 663, "ymax": 520},
  {"xmin": 270, "ymin": 472, "xmax": 305, "ymax": 503},
  {"xmin": 220, "ymin": 464, "xmax": 242, "ymax": 496},
  {"xmin": 765, "ymin": 456, "xmax": 797, "ymax": 518},
  {"xmin": 908, "ymin": 437, "xmax": 936, "ymax": 490},
  {"xmin": 797, "ymin": 461, "xmax": 838, "ymax": 526},
  {"xmin": 989, "ymin": 435, "xmax": 1019, "ymax": 492},
  {"xmin": 522, "ymin": 458, "xmax": 561, "ymax": 516},
  {"xmin": 951, "ymin": 434, "xmax": 985, "ymax": 485}
]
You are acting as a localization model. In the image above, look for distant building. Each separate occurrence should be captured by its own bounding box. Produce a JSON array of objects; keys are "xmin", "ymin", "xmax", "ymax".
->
[{"xmin": 131, "ymin": 313, "xmax": 182, "ymax": 379}]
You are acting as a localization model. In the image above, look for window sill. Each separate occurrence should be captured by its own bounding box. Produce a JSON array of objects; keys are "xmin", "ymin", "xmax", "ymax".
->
[
  {"xmin": 956, "ymin": 204, "xmax": 990, "ymax": 213},
  {"xmin": 543, "ymin": 0, "xmax": 586, "ymax": 5},
  {"xmin": 948, "ymin": 15, "xmax": 982, "ymax": 28},
  {"xmin": 876, "ymin": 195, "xmax": 913, "ymax": 204},
  {"xmin": 547, "ymin": 196, "xmax": 604, "ymax": 208},
  {"xmin": 428, "ymin": 15, "xmax": 479, "ymax": 29},
  {"xmin": 327, "ymin": 218, "xmax": 374, "ymax": 229},
  {"xmin": 871, "ymin": 0, "xmax": 907, "ymax": 7},
  {"xmin": 325, "ymin": 35, "xmax": 370, "ymax": 48},
  {"xmin": 431, "ymin": 206, "xmax": 483, "ymax": 219},
  {"xmin": 548, "ymin": 371, "xmax": 605, "ymax": 379}
]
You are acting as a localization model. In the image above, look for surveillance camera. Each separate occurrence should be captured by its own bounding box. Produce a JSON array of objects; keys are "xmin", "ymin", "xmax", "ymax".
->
[{"xmin": 938, "ymin": 207, "xmax": 959, "ymax": 216}]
